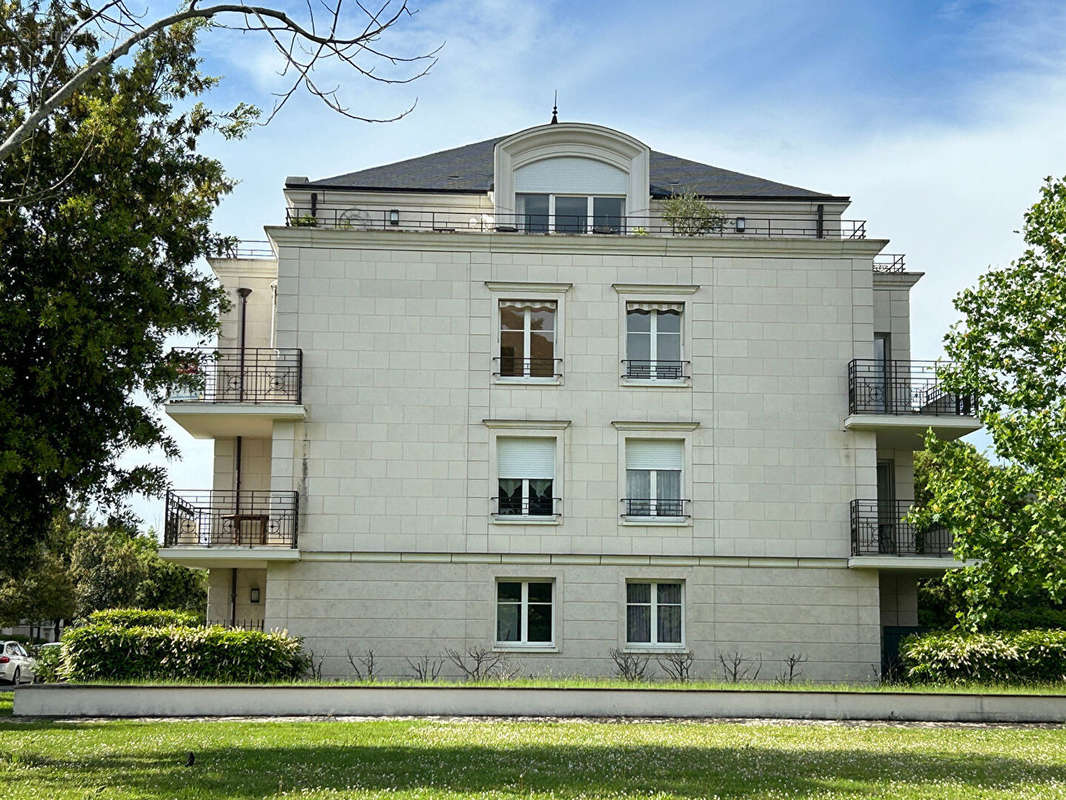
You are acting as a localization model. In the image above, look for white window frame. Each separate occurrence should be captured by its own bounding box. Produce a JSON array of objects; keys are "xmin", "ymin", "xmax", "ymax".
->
[
  {"xmin": 517, "ymin": 193, "xmax": 626, "ymax": 234},
  {"xmin": 494, "ymin": 578, "xmax": 557, "ymax": 650},
  {"xmin": 612, "ymin": 421, "xmax": 698, "ymax": 527},
  {"xmin": 486, "ymin": 282, "xmax": 570, "ymax": 386},
  {"xmin": 499, "ymin": 301, "xmax": 558, "ymax": 379},
  {"xmin": 625, "ymin": 307, "xmax": 684, "ymax": 381},
  {"xmin": 624, "ymin": 580, "xmax": 686, "ymax": 649},
  {"xmin": 485, "ymin": 419, "xmax": 570, "ymax": 525},
  {"xmin": 613, "ymin": 284, "xmax": 699, "ymax": 388}
]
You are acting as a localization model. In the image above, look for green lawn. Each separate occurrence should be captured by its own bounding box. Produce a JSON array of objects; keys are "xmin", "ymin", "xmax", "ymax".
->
[{"xmin": 2, "ymin": 715, "xmax": 1065, "ymax": 799}]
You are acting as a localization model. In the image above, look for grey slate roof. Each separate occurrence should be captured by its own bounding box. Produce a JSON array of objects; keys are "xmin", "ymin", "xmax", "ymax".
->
[{"xmin": 293, "ymin": 134, "xmax": 846, "ymax": 201}]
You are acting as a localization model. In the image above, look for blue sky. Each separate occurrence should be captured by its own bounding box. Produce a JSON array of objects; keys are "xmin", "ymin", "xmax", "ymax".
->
[{"xmin": 128, "ymin": 0, "xmax": 1066, "ymax": 528}]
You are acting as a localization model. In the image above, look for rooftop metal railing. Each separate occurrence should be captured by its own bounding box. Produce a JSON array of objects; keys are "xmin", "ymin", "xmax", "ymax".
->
[
  {"xmin": 211, "ymin": 239, "xmax": 275, "ymax": 259},
  {"xmin": 285, "ymin": 207, "xmax": 868, "ymax": 239},
  {"xmin": 873, "ymin": 253, "xmax": 906, "ymax": 273}
]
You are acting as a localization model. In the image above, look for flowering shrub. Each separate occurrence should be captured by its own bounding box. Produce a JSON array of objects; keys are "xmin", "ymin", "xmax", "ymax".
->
[
  {"xmin": 61, "ymin": 624, "xmax": 308, "ymax": 682},
  {"xmin": 84, "ymin": 608, "xmax": 201, "ymax": 628},
  {"xmin": 901, "ymin": 629, "xmax": 1066, "ymax": 684}
]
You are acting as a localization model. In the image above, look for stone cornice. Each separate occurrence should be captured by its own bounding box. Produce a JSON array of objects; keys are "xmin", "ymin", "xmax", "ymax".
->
[
  {"xmin": 265, "ymin": 226, "xmax": 889, "ymax": 260},
  {"xmin": 610, "ymin": 420, "xmax": 701, "ymax": 431},
  {"xmin": 612, "ymin": 283, "xmax": 700, "ymax": 295}
]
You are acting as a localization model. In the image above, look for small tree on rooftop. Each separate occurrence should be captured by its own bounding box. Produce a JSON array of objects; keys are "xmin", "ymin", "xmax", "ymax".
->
[{"xmin": 662, "ymin": 191, "xmax": 726, "ymax": 236}]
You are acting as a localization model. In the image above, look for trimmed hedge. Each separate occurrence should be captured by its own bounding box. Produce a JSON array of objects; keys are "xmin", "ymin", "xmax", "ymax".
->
[
  {"xmin": 901, "ymin": 629, "xmax": 1066, "ymax": 684},
  {"xmin": 61, "ymin": 624, "xmax": 307, "ymax": 682},
  {"xmin": 84, "ymin": 609, "xmax": 201, "ymax": 628}
]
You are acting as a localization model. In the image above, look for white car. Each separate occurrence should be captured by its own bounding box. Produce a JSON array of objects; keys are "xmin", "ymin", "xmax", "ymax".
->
[{"xmin": 0, "ymin": 640, "xmax": 36, "ymax": 685}]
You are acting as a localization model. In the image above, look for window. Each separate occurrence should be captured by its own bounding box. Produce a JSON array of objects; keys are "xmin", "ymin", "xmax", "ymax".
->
[
  {"xmin": 626, "ymin": 581, "xmax": 683, "ymax": 646},
  {"xmin": 515, "ymin": 193, "xmax": 625, "ymax": 234},
  {"xmin": 625, "ymin": 439, "xmax": 684, "ymax": 517},
  {"xmin": 496, "ymin": 437, "xmax": 556, "ymax": 517},
  {"xmin": 626, "ymin": 304, "xmax": 683, "ymax": 379},
  {"xmin": 499, "ymin": 300, "xmax": 556, "ymax": 378},
  {"xmin": 496, "ymin": 580, "xmax": 554, "ymax": 645}
]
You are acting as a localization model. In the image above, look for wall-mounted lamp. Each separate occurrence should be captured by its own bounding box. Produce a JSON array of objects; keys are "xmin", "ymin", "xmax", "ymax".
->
[
  {"xmin": 388, "ymin": 209, "xmax": 400, "ymax": 226},
  {"xmin": 250, "ymin": 587, "xmax": 260, "ymax": 604},
  {"xmin": 735, "ymin": 217, "xmax": 746, "ymax": 233}
]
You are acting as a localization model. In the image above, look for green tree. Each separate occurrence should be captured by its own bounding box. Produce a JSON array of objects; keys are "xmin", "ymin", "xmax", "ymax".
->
[
  {"xmin": 913, "ymin": 175, "xmax": 1066, "ymax": 629},
  {"xmin": 661, "ymin": 191, "xmax": 726, "ymax": 236},
  {"xmin": 0, "ymin": 12, "xmax": 247, "ymax": 578}
]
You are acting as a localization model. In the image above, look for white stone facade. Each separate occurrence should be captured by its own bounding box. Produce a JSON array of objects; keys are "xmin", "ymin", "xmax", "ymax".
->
[{"xmin": 161, "ymin": 123, "xmax": 979, "ymax": 681}]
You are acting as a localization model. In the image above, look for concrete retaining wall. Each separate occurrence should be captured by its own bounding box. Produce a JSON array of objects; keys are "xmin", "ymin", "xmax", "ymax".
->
[{"xmin": 13, "ymin": 685, "xmax": 1066, "ymax": 723}]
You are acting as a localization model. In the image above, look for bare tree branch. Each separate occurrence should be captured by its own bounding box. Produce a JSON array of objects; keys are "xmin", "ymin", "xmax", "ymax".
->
[{"xmin": 0, "ymin": 0, "xmax": 437, "ymax": 165}]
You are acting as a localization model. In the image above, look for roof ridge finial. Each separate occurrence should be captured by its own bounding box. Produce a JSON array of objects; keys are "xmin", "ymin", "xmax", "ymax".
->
[{"xmin": 550, "ymin": 91, "xmax": 558, "ymax": 124}]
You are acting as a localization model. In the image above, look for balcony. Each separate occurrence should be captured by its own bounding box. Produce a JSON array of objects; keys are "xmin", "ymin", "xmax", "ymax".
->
[
  {"xmin": 165, "ymin": 347, "xmax": 306, "ymax": 438},
  {"xmin": 844, "ymin": 359, "xmax": 981, "ymax": 447},
  {"xmin": 621, "ymin": 498, "xmax": 690, "ymax": 524},
  {"xmin": 492, "ymin": 495, "xmax": 562, "ymax": 523},
  {"xmin": 160, "ymin": 490, "xmax": 300, "ymax": 567},
  {"xmin": 621, "ymin": 360, "xmax": 691, "ymax": 382},
  {"xmin": 849, "ymin": 499, "xmax": 962, "ymax": 569},
  {"xmin": 285, "ymin": 207, "xmax": 868, "ymax": 240},
  {"xmin": 492, "ymin": 357, "xmax": 563, "ymax": 381}
]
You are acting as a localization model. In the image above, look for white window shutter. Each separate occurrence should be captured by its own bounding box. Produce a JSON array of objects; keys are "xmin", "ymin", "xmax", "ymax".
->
[
  {"xmin": 625, "ymin": 439, "xmax": 683, "ymax": 471},
  {"xmin": 497, "ymin": 437, "xmax": 556, "ymax": 479}
]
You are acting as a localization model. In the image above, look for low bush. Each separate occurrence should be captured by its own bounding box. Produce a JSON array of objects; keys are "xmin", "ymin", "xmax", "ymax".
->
[
  {"xmin": 32, "ymin": 645, "xmax": 62, "ymax": 683},
  {"xmin": 84, "ymin": 609, "xmax": 201, "ymax": 629},
  {"xmin": 62, "ymin": 624, "xmax": 307, "ymax": 682},
  {"xmin": 901, "ymin": 629, "xmax": 1066, "ymax": 684}
]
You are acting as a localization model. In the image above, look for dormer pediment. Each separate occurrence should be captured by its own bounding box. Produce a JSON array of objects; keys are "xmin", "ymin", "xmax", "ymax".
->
[{"xmin": 493, "ymin": 123, "xmax": 651, "ymax": 218}]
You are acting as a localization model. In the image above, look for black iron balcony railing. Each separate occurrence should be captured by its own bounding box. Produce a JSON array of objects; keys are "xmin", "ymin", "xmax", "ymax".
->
[
  {"xmin": 850, "ymin": 499, "xmax": 954, "ymax": 557},
  {"xmin": 492, "ymin": 357, "xmax": 563, "ymax": 379},
  {"xmin": 622, "ymin": 360, "xmax": 690, "ymax": 380},
  {"xmin": 848, "ymin": 359, "xmax": 977, "ymax": 416},
  {"xmin": 873, "ymin": 253, "xmax": 906, "ymax": 273},
  {"xmin": 169, "ymin": 347, "xmax": 303, "ymax": 405},
  {"xmin": 492, "ymin": 496, "xmax": 562, "ymax": 518},
  {"xmin": 621, "ymin": 498, "xmax": 690, "ymax": 518},
  {"xmin": 164, "ymin": 490, "xmax": 299, "ymax": 548},
  {"xmin": 286, "ymin": 207, "xmax": 868, "ymax": 240}
]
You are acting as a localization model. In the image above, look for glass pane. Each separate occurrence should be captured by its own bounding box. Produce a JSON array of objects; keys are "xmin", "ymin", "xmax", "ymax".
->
[
  {"xmin": 500, "ymin": 305, "xmax": 525, "ymax": 331},
  {"xmin": 528, "ymin": 480, "xmax": 553, "ymax": 515},
  {"xmin": 656, "ymin": 470, "xmax": 682, "ymax": 500},
  {"xmin": 627, "ymin": 333, "xmax": 651, "ymax": 364},
  {"xmin": 627, "ymin": 604, "xmax": 651, "ymax": 643},
  {"xmin": 626, "ymin": 470, "xmax": 652, "ymax": 515},
  {"xmin": 517, "ymin": 193, "xmax": 549, "ymax": 233},
  {"xmin": 529, "ymin": 330, "xmax": 555, "ymax": 376},
  {"xmin": 528, "ymin": 582, "xmax": 552, "ymax": 603},
  {"xmin": 555, "ymin": 196, "xmax": 587, "ymax": 233},
  {"xmin": 627, "ymin": 309, "xmax": 651, "ymax": 332},
  {"xmin": 500, "ymin": 331, "xmax": 525, "ymax": 377},
  {"xmin": 627, "ymin": 582, "xmax": 651, "ymax": 604},
  {"xmin": 657, "ymin": 583, "xmax": 682, "ymax": 605},
  {"xmin": 657, "ymin": 604, "xmax": 682, "ymax": 643},
  {"xmin": 527, "ymin": 603, "xmax": 552, "ymax": 642},
  {"xmin": 498, "ymin": 479, "xmax": 522, "ymax": 515},
  {"xmin": 529, "ymin": 306, "xmax": 554, "ymax": 332},
  {"xmin": 657, "ymin": 310, "xmax": 681, "ymax": 333},
  {"xmin": 656, "ymin": 332, "xmax": 682, "ymax": 363},
  {"xmin": 497, "ymin": 602, "xmax": 520, "ymax": 641},
  {"xmin": 497, "ymin": 581, "xmax": 522, "ymax": 602},
  {"xmin": 593, "ymin": 197, "xmax": 624, "ymax": 233}
]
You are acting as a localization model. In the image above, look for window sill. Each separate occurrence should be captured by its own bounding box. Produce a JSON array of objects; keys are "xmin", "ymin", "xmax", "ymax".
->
[
  {"xmin": 493, "ymin": 515, "xmax": 561, "ymax": 526},
  {"xmin": 493, "ymin": 376, "xmax": 562, "ymax": 387},
  {"xmin": 493, "ymin": 644, "xmax": 559, "ymax": 654},
  {"xmin": 620, "ymin": 378, "xmax": 690, "ymax": 389},
  {"xmin": 623, "ymin": 645, "xmax": 688, "ymax": 655},
  {"xmin": 620, "ymin": 516, "xmax": 691, "ymax": 527}
]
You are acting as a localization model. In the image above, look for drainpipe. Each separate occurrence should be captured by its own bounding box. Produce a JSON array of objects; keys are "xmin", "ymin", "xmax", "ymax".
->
[
  {"xmin": 237, "ymin": 287, "xmax": 252, "ymax": 401},
  {"xmin": 230, "ymin": 567, "xmax": 238, "ymax": 627}
]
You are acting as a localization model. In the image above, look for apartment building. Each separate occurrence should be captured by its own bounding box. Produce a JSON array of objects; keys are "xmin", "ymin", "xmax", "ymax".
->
[{"xmin": 159, "ymin": 121, "xmax": 980, "ymax": 681}]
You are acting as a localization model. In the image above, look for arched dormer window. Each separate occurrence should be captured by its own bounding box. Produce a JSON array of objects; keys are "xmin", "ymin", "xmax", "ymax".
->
[{"xmin": 494, "ymin": 123, "xmax": 650, "ymax": 234}]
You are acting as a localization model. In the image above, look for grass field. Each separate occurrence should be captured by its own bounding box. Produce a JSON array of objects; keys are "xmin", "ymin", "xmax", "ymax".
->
[{"xmin": 2, "ymin": 709, "xmax": 1065, "ymax": 799}]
